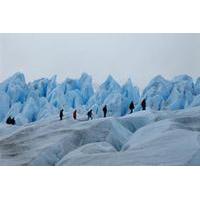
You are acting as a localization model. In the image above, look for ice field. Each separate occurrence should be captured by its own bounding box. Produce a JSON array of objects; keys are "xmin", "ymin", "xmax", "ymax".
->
[{"xmin": 0, "ymin": 106, "xmax": 200, "ymax": 165}]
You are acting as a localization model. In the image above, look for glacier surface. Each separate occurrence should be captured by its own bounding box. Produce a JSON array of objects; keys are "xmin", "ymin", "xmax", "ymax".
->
[{"xmin": 0, "ymin": 106, "xmax": 200, "ymax": 165}]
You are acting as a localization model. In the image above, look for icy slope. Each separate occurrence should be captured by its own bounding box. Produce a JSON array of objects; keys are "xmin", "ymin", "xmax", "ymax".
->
[
  {"xmin": 0, "ymin": 106, "xmax": 200, "ymax": 165},
  {"xmin": 58, "ymin": 107, "xmax": 200, "ymax": 166}
]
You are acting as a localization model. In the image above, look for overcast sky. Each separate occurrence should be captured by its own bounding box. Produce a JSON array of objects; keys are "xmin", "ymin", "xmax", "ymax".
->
[{"xmin": 0, "ymin": 33, "xmax": 199, "ymax": 89}]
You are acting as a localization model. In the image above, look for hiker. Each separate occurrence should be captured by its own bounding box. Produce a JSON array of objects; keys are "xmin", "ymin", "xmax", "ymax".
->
[
  {"xmin": 129, "ymin": 101, "xmax": 135, "ymax": 113},
  {"xmin": 87, "ymin": 109, "xmax": 93, "ymax": 120},
  {"xmin": 11, "ymin": 117, "xmax": 16, "ymax": 125},
  {"xmin": 141, "ymin": 99, "xmax": 146, "ymax": 110},
  {"xmin": 6, "ymin": 116, "xmax": 15, "ymax": 125},
  {"xmin": 73, "ymin": 110, "xmax": 77, "ymax": 120},
  {"xmin": 59, "ymin": 109, "xmax": 64, "ymax": 120},
  {"xmin": 6, "ymin": 116, "xmax": 12, "ymax": 125},
  {"xmin": 102, "ymin": 105, "xmax": 107, "ymax": 118}
]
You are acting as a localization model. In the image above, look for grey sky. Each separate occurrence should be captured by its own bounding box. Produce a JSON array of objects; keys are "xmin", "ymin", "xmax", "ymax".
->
[{"xmin": 0, "ymin": 33, "xmax": 199, "ymax": 89}]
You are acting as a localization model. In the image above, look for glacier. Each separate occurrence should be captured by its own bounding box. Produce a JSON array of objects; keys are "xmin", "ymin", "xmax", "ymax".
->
[
  {"xmin": 0, "ymin": 71, "xmax": 200, "ymax": 166},
  {"xmin": 0, "ymin": 72, "xmax": 200, "ymax": 125},
  {"xmin": 0, "ymin": 106, "xmax": 200, "ymax": 165}
]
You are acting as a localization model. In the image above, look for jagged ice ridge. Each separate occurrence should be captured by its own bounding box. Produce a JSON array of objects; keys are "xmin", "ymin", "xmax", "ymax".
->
[{"xmin": 0, "ymin": 72, "xmax": 200, "ymax": 125}]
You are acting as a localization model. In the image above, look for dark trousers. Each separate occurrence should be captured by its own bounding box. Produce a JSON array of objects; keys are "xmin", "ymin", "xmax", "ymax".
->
[{"xmin": 88, "ymin": 116, "xmax": 93, "ymax": 120}]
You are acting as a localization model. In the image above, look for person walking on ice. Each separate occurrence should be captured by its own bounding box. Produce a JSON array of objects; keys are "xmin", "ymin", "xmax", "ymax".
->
[
  {"xmin": 59, "ymin": 109, "xmax": 64, "ymax": 120},
  {"xmin": 129, "ymin": 101, "xmax": 135, "ymax": 113},
  {"xmin": 6, "ymin": 116, "xmax": 12, "ymax": 125},
  {"xmin": 73, "ymin": 110, "xmax": 77, "ymax": 120},
  {"xmin": 102, "ymin": 105, "xmax": 107, "ymax": 118},
  {"xmin": 141, "ymin": 99, "xmax": 146, "ymax": 110},
  {"xmin": 87, "ymin": 109, "xmax": 93, "ymax": 120},
  {"xmin": 11, "ymin": 117, "xmax": 16, "ymax": 125},
  {"xmin": 6, "ymin": 116, "xmax": 15, "ymax": 125}
]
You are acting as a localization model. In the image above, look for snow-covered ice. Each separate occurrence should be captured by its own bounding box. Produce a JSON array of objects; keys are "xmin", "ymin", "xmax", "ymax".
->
[
  {"xmin": 0, "ymin": 72, "xmax": 200, "ymax": 165},
  {"xmin": 0, "ymin": 106, "xmax": 200, "ymax": 166}
]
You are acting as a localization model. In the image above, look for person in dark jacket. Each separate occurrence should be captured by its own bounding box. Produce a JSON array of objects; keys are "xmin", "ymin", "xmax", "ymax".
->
[
  {"xmin": 73, "ymin": 110, "xmax": 77, "ymax": 120},
  {"xmin": 102, "ymin": 105, "xmax": 107, "ymax": 118},
  {"xmin": 6, "ymin": 116, "xmax": 12, "ymax": 125},
  {"xmin": 141, "ymin": 99, "xmax": 146, "ymax": 110},
  {"xmin": 6, "ymin": 116, "xmax": 15, "ymax": 125},
  {"xmin": 11, "ymin": 117, "xmax": 16, "ymax": 125},
  {"xmin": 87, "ymin": 109, "xmax": 93, "ymax": 120},
  {"xmin": 129, "ymin": 101, "xmax": 135, "ymax": 113},
  {"xmin": 59, "ymin": 109, "xmax": 64, "ymax": 120}
]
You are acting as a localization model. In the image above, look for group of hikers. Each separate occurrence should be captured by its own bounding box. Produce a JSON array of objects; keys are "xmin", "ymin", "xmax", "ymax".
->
[
  {"xmin": 129, "ymin": 98, "xmax": 146, "ymax": 113},
  {"xmin": 6, "ymin": 116, "xmax": 16, "ymax": 125},
  {"xmin": 59, "ymin": 98, "xmax": 146, "ymax": 121},
  {"xmin": 6, "ymin": 99, "xmax": 146, "ymax": 125}
]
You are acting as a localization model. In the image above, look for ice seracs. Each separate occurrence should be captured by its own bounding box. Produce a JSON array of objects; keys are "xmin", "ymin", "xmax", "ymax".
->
[
  {"xmin": 87, "ymin": 75, "xmax": 140, "ymax": 117},
  {"xmin": 91, "ymin": 75, "xmax": 121, "ymax": 105},
  {"xmin": 121, "ymin": 78, "xmax": 140, "ymax": 115},
  {"xmin": 87, "ymin": 75, "xmax": 121, "ymax": 116},
  {"xmin": 5, "ymin": 102, "xmax": 23, "ymax": 120},
  {"xmin": 46, "ymin": 75, "xmax": 57, "ymax": 97},
  {"xmin": 79, "ymin": 73, "xmax": 94, "ymax": 104},
  {"xmin": 0, "ymin": 72, "xmax": 28, "ymax": 104},
  {"xmin": 0, "ymin": 72, "xmax": 96, "ymax": 124},
  {"xmin": 142, "ymin": 75, "xmax": 173, "ymax": 110},
  {"xmin": 195, "ymin": 77, "xmax": 200, "ymax": 95},
  {"xmin": 0, "ymin": 72, "xmax": 200, "ymax": 125},
  {"xmin": 0, "ymin": 91, "xmax": 10, "ymax": 121},
  {"xmin": 22, "ymin": 97, "xmax": 40, "ymax": 122},
  {"xmin": 190, "ymin": 94, "xmax": 200, "ymax": 107},
  {"xmin": 165, "ymin": 75, "xmax": 194, "ymax": 110},
  {"xmin": 47, "ymin": 85, "xmax": 67, "ymax": 110},
  {"xmin": 142, "ymin": 74, "xmax": 198, "ymax": 111},
  {"xmin": 28, "ymin": 78, "xmax": 49, "ymax": 97}
]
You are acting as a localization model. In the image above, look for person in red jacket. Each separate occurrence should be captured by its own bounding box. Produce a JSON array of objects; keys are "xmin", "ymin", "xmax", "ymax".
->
[
  {"xmin": 141, "ymin": 99, "xmax": 146, "ymax": 110},
  {"xmin": 73, "ymin": 110, "xmax": 77, "ymax": 120}
]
